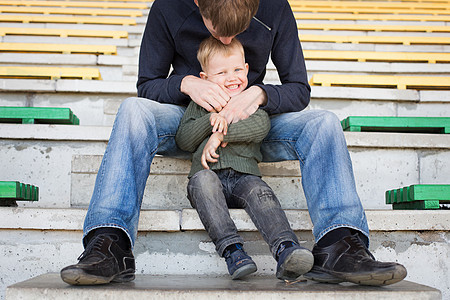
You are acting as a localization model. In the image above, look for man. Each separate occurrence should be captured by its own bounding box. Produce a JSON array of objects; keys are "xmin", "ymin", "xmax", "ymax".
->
[{"xmin": 60, "ymin": 0, "xmax": 407, "ymax": 286}]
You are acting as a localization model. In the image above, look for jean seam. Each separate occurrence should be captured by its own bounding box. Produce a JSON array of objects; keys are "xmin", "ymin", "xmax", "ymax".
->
[{"xmin": 317, "ymin": 224, "xmax": 370, "ymax": 247}]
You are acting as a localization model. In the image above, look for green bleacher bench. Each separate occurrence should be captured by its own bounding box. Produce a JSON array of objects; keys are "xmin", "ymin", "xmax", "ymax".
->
[
  {"xmin": 0, "ymin": 107, "xmax": 80, "ymax": 125},
  {"xmin": 0, "ymin": 27, "xmax": 128, "ymax": 39},
  {"xmin": 0, "ymin": 66, "xmax": 102, "ymax": 80},
  {"xmin": 0, "ymin": 6, "xmax": 143, "ymax": 17},
  {"xmin": 291, "ymin": 6, "xmax": 450, "ymax": 16},
  {"xmin": 0, "ymin": 181, "xmax": 39, "ymax": 207},
  {"xmin": 0, "ymin": 0, "xmax": 148, "ymax": 9},
  {"xmin": 0, "ymin": 14, "xmax": 136, "ymax": 25},
  {"xmin": 294, "ymin": 12, "xmax": 450, "ymax": 22},
  {"xmin": 298, "ymin": 34, "xmax": 450, "ymax": 46},
  {"xmin": 386, "ymin": 184, "xmax": 450, "ymax": 210},
  {"xmin": 0, "ymin": 42, "xmax": 117, "ymax": 55},
  {"xmin": 341, "ymin": 116, "xmax": 450, "ymax": 134},
  {"xmin": 309, "ymin": 74, "xmax": 450, "ymax": 90},
  {"xmin": 303, "ymin": 50, "xmax": 450, "ymax": 63},
  {"xmin": 297, "ymin": 23, "xmax": 450, "ymax": 33}
]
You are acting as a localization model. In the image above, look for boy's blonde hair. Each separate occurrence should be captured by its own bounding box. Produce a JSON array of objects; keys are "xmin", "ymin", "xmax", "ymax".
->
[
  {"xmin": 197, "ymin": 0, "xmax": 259, "ymax": 37},
  {"xmin": 197, "ymin": 36, "xmax": 245, "ymax": 72}
]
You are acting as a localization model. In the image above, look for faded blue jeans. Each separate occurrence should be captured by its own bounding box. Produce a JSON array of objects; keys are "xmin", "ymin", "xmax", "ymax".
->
[
  {"xmin": 187, "ymin": 169, "xmax": 299, "ymax": 257},
  {"xmin": 83, "ymin": 97, "xmax": 369, "ymax": 248}
]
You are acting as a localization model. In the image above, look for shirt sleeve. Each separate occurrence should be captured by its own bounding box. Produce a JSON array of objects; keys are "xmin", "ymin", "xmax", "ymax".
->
[
  {"xmin": 175, "ymin": 102, "xmax": 212, "ymax": 153},
  {"xmin": 136, "ymin": 3, "xmax": 190, "ymax": 105},
  {"xmin": 222, "ymin": 109, "xmax": 271, "ymax": 144},
  {"xmin": 258, "ymin": 1, "xmax": 311, "ymax": 114}
]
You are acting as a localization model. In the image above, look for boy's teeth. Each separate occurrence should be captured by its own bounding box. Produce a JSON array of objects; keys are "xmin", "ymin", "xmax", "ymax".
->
[{"xmin": 228, "ymin": 85, "xmax": 238, "ymax": 89}]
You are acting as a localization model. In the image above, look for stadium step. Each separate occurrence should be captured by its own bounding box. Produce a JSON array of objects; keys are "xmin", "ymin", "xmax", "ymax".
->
[
  {"xmin": 309, "ymin": 74, "xmax": 450, "ymax": 90},
  {"xmin": 0, "ymin": 42, "xmax": 117, "ymax": 55},
  {"xmin": 341, "ymin": 116, "xmax": 450, "ymax": 134},
  {"xmin": 0, "ymin": 106, "xmax": 80, "ymax": 124},
  {"xmin": 386, "ymin": 184, "xmax": 450, "ymax": 209},
  {"xmin": 5, "ymin": 273, "xmax": 442, "ymax": 300},
  {"xmin": 0, "ymin": 27, "xmax": 129, "ymax": 39},
  {"xmin": 0, "ymin": 66, "xmax": 102, "ymax": 80}
]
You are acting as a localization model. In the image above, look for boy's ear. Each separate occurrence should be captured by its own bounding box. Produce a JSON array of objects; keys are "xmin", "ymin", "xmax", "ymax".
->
[
  {"xmin": 200, "ymin": 71, "xmax": 208, "ymax": 80},
  {"xmin": 244, "ymin": 63, "xmax": 249, "ymax": 74}
]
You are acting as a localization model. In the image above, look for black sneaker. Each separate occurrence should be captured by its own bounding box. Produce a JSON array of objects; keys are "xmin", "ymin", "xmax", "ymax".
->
[
  {"xmin": 276, "ymin": 243, "xmax": 314, "ymax": 281},
  {"xmin": 60, "ymin": 234, "xmax": 135, "ymax": 285},
  {"xmin": 224, "ymin": 245, "xmax": 257, "ymax": 280},
  {"xmin": 304, "ymin": 233, "xmax": 407, "ymax": 286}
]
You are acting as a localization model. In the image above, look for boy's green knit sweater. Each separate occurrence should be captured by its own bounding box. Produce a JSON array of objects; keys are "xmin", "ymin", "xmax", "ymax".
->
[{"xmin": 175, "ymin": 101, "xmax": 271, "ymax": 178}]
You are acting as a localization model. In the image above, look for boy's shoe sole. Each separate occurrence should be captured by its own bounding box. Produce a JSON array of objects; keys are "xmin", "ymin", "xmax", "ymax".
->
[
  {"xmin": 276, "ymin": 248, "xmax": 314, "ymax": 281},
  {"xmin": 231, "ymin": 263, "xmax": 257, "ymax": 280}
]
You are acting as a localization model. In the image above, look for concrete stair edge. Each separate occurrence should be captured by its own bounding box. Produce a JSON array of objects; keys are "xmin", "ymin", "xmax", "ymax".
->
[
  {"xmin": 5, "ymin": 274, "xmax": 443, "ymax": 300},
  {"xmin": 0, "ymin": 207, "xmax": 448, "ymax": 232},
  {"xmin": 1, "ymin": 124, "xmax": 449, "ymax": 149}
]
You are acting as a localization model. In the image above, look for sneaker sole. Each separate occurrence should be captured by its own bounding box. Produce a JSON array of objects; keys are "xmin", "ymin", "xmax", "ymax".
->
[
  {"xmin": 340, "ymin": 264, "xmax": 407, "ymax": 286},
  {"xmin": 60, "ymin": 268, "xmax": 135, "ymax": 285},
  {"xmin": 303, "ymin": 267, "xmax": 345, "ymax": 284},
  {"xmin": 305, "ymin": 265, "xmax": 407, "ymax": 286},
  {"xmin": 276, "ymin": 248, "xmax": 314, "ymax": 281},
  {"xmin": 231, "ymin": 263, "xmax": 257, "ymax": 280}
]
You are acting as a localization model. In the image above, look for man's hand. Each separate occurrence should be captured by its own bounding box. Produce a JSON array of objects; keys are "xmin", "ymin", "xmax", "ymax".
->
[
  {"xmin": 201, "ymin": 132, "xmax": 224, "ymax": 169},
  {"xmin": 219, "ymin": 86, "xmax": 267, "ymax": 123},
  {"xmin": 210, "ymin": 113, "xmax": 228, "ymax": 135},
  {"xmin": 181, "ymin": 75, "xmax": 230, "ymax": 112}
]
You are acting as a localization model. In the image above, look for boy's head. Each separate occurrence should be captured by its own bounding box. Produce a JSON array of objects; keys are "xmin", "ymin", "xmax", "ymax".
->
[
  {"xmin": 195, "ymin": 0, "xmax": 259, "ymax": 44},
  {"xmin": 197, "ymin": 36, "xmax": 249, "ymax": 97}
]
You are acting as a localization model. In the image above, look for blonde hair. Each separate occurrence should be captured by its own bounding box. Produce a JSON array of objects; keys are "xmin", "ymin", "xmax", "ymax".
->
[
  {"xmin": 197, "ymin": 37, "xmax": 245, "ymax": 71},
  {"xmin": 197, "ymin": 0, "xmax": 259, "ymax": 37}
]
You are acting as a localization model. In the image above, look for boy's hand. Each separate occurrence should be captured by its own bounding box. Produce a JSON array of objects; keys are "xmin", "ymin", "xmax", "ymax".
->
[
  {"xmin": 201, "ymin": 132, "xmax": 224, "ymax": 169},
  {"xmin": 210, "ymin": 113, "xmax": 228, "ymax": 135},
  {"xmin": 181, "ymin": 75, "xmax": 230, "ymax": 112},
  {"xmin": 220, "ymin": 86, "xmax": 267, "ymax": 123}
]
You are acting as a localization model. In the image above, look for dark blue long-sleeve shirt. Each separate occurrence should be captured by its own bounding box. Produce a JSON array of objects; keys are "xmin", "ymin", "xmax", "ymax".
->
[{"xmin": 137, "ymin": 0, "xmax": 310, "ymax": 115}]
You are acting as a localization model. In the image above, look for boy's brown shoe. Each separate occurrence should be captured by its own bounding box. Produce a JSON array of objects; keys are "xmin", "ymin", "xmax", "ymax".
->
[
  {"xmin": 60, "ymin": 234, "xmax": 135, "ymax": 285},
  {"xmin": 304, "ymin": 234, "xmax": 407, "ymax": 286}
]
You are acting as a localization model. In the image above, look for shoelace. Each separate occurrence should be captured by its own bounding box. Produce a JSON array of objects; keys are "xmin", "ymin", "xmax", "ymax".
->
[
  {"xmin": 349, "ymin": 234, "xmax": 376, "ymax": 260},
  {"xmin": 77, "ymin": 234, "xmax": 114, "ymax": 261}
]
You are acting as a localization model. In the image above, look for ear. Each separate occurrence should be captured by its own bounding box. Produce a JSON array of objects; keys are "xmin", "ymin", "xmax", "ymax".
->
[
  {"xmin": 200, "ymin": 71, "xmax": 208, "ymax": 80},
  {"xmin": 244, "ymin": 63, "xmax": 249, "ymax": 75}
]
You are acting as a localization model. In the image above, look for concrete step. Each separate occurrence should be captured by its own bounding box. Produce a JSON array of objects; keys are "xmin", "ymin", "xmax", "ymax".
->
[
  {"xmin": 1, "ymin": 124, "xmax": 449, "ymax": 209},
  {"xmin": 5, "ymin": 273, "xmax": 442, "ymax": 300},
  {"xmin": 1, "ymin": 82, "xmax": 449, "ymax": 126},
  {"xmin": 0, "ymin": 207, "xmax": 448, "ymax": 300}
]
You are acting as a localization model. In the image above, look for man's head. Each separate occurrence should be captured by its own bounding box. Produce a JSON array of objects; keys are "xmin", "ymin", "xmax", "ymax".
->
[
  {"xmin": 195, "ymin": 0, "xmax": 259, "ymax": 44},
  {"xmin": 197, "ymin": 36, "xmax": 249, "ymax": 97}
]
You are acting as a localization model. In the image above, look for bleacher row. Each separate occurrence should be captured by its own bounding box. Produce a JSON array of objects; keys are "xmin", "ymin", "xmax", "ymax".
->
[{"xmin": 0, "ymin": 0, "xmax": 449, "ymax": 299}]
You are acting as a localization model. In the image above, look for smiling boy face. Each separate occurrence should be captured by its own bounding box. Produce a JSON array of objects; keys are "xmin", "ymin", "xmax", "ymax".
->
[{"xmin": 200, "ymin": 47, "xmax": 249, "ymax": 98}]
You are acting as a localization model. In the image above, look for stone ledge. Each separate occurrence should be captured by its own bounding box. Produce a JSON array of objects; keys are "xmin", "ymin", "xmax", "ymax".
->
[
  {"xmin": 5, "ymin": 274, "xmax": 442, "ymax": 300},
  {"xmin": 2, "ymin": 124, "xmax": 450, "ymax": 149},
  {"xmin": 0, "ymin": 207, "xmax": 180, "ymax": 232},
  {"xmin": 0, "ymin": 207, "xmax": 448, "ymax": 232}
]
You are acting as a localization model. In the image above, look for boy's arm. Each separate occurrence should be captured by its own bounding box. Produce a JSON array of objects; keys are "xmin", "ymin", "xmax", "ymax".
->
[
  {"xmin": 222, "ymin": 109, "xmax": 271, "ymax": 144},
  {"xmin": 175, "ymin": 102, "xmax": 214, "ymax": 153}
]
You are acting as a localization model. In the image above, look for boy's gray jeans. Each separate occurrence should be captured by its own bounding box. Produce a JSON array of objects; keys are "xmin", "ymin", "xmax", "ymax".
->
[{"xmin": 187, "ymin": 168, "xmax": 299, "ymax": 258}]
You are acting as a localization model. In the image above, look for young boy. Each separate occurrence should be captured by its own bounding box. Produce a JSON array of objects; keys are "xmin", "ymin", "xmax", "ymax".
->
[{"xmin": 175, "ymin": 37, "xmax": 313, "ymax": 280}]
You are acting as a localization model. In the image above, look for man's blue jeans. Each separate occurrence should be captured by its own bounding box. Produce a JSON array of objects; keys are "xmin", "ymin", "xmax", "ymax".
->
[
  {"xmin": 83, "ymin": 97, "xmax": 369, "ymax": 248},
  {"xmin": 187, "ymin": 169, "xmax": 299, "ymax": 257}
]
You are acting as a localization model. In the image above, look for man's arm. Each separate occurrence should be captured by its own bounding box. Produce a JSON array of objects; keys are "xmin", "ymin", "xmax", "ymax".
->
[
  {"xmin": 137, "ymin": 3, "xmax": 188, "ymax": 104},
  {"xmin": 257, "ymin": 1, "xmax": 311, "ymax": 115}
]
